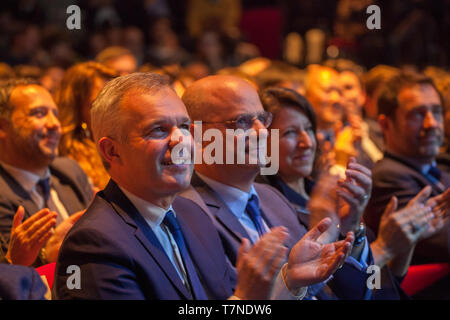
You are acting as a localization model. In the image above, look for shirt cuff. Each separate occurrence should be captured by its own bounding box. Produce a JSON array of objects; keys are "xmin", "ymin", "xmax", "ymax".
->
[{"xmin": 270, "ymin": 263, "xmax": 307, "ymax": 300}]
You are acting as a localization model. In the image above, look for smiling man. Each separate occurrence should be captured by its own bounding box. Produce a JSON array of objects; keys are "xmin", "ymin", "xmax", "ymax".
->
[
  {"xmin": 365, "ymin": 71, "xmax": 450, "ymax": 267},
  {"xmin": 0, "ymin": 78, "xmax": 93, "ymax": 267},
  {"xmin": 177, "ymin": 75, "xmax": 389, "ymax": 300},
  {"xmin": 53, "ymin": 73, "xmax": 353, "ymax": 300}
]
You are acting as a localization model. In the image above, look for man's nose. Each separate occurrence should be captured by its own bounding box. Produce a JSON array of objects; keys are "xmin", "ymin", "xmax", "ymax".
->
[
  {"xmin": 423, "ymin": 111, "xmax": 439, "ymax": 129},
  {"xmin": 329, "ymin": 89, "xmax": 341, "ymax": 104},
  {"xmin": 46, "ymin": 111, "xmax": 61, "ymax": 130},
  {"xmin": 252, "ymin": 118, "xmax": 266, "ymax": 131},
  {"xmin": 169, "ymin": 127, "xmax": 191, "ymax": 148}
]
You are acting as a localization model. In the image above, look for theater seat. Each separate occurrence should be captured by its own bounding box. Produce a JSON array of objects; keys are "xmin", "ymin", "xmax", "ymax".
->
[
  {"xmin": 36, "ymin": 262, "xmax": 56, "ymax": 290},
  {"xmin": 401, "ymin": 263, "xmax": 449, "ymax": 296}
]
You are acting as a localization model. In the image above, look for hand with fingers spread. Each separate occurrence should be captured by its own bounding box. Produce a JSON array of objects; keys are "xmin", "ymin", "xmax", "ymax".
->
[
  {"xmin": 371, "ymin": 188, "xmax": 435, "ymax": 273},
  {"xmin": 5, "ymin": 206, "xmax": 57, "ymax": 266},
  {"xmin": 337, "ymin": 157, "xmax": 372, "ymax": 235},
  {"xmin": 285, "ymin": 218, "xmax": 354, "ymax": 292},
  {"xmin": 417, "ymin": 187, "xmax": 450, "ymax": 240},
  {"xmin": 42, "ymin": 210, "xmax": 85, "ymax": 263},
  {"xmin": 234, "ymin": 227, "xmax": 289, "ymax": 300}
]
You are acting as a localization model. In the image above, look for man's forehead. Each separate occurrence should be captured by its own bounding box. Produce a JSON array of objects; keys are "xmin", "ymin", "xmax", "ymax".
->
[
  {"xmin": 122, "ymin": 88, "xmax": 189, "ymax": 118},
  {"xmin": 11, "ymin": 84, "xmax": 56, "ymax": 109},
  {"xmin": 312, "ymin": 70, "xmax": 339, "ymax": 89},
  {"xmin": 206, "ymin": 81, "xmax": 262, "ymax": 114},
  {"xmin": 340, "ymin": 72, "xmax": 359, "ymax": 85},
  {"xmin": 398, "ymin": 84, "xmax": 441, "ymax": 109}
]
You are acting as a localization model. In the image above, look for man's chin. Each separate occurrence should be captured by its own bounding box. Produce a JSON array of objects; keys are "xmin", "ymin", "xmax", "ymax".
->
[{"xmin": 418, "ymin": 146, "xmax": 440, "ymax": 159}]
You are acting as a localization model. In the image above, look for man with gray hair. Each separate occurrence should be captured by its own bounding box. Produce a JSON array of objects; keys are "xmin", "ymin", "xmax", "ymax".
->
[{"xmin": 54, "ymin": 72, "xmax": 353, "ymax": 300}]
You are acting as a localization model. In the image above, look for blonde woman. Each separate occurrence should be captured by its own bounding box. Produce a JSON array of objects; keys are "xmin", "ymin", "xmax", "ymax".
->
[{"xmin": 55, "ymin": 62, "xmax": 117, "ymax": 189}]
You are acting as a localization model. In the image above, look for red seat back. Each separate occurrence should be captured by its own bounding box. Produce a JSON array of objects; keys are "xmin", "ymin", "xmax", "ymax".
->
[
  {"xmin": 36, "ymin": 262, "xmax": 56, "ymax": 290},
  {"xmin": 401, "ymin": 263, "xmax": 449, "ymax": 296}
]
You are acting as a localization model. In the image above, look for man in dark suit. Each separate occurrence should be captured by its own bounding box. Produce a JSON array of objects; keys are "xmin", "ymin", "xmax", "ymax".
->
[
  {"xmin": 0, "ymin": 79, "xmax": 93, "ymax": 267},
  {"xmin": 54, "ymin": 72, "xmax": 353, "ymax": 300},
  {"xmin": 180, "ymin": 75, "xmax": 382, "ymax": 299},
  {"xmin": 364, "ymin": 72, "xmax": 450, "ymax": 265}
]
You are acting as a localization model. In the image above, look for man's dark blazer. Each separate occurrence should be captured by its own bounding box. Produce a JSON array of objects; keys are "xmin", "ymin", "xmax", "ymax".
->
[
  {"xmin": 0, "ymin": 264, "xmax": 47, "ymax": 300},
  {"xmin": 179, "ymin": 173, "xmax": 380, "ymax": 300},
  {"xmin": 53, "ymin": 179, "xmax": 235, "ymax": 300},
  {"xmin": 364, "ymin": 153, "xmax": 450, "ymax": 264},
  {"xmin": 0, "ymin": 157, "xmax": 93, "ymax": 263}
]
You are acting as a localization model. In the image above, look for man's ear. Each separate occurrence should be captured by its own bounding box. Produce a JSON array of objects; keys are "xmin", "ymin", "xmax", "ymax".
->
[{"xmin": 98, "ymin": 137, "xmax": 121, "ymax": 166}]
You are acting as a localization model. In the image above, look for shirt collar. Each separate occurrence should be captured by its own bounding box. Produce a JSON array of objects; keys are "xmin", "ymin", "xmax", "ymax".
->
[
  {"xmin": 0, "ymin": 161, "xmax": 50, "ymax": 193},
  {"xmin": 196, "ymin": 171, "xmax": 259, "ymax": 219},
  {"xmin": 118, "ymin": 185, "xmax": 174, "ymax": 230},
  {"xmin": 384, "ymin": 150, "xmax": 436, "ymax": 175}
]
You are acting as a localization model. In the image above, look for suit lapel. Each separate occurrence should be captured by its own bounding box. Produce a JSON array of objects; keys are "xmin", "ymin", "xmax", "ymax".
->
[
  {"xmin": 50, "ymin": 176, "xmax": 78, "ymax": 215},
  {"xmin": 199, "ymin": 186, "xmax": 251, "ymax": 242},
  {"xmin": 0, "ymin": 164, "xmax": 39, "ymax": 219},
  {"xmin": 189, "ymin": 173, "xmax": 251, "ymax": 242},
  {"xmin": 102, "ymin": 180, "xmax": 192, "ymax": 299},
  {"xmin": 255, "ymin": 183, "xmax": 306, "ymax": 247}
]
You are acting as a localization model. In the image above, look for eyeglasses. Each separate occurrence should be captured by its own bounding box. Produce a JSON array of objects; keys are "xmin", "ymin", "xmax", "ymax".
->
[{"xmin": 202, "ymin": 111, "xmax": 273, "ymax": 130}]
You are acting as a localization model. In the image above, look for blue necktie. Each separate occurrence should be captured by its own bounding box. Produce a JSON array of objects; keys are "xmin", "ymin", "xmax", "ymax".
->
[
  {"xmin": 37, "ymin": 178, "xmax": 50, "ymax": 207},
  {"xmin": 163, "ymin": 210, "xmax": 207, "ymax": 300},
  {"xmin": 425, "ymin": 166, "xmax": 445, "ymax": 193},
  {"xmin": 428, "ymin": 166, "xmax": 441, "ymax": 181},
  {"xmin": 245, "ymin": 194, "xmax": 266, "ymax": 237}
]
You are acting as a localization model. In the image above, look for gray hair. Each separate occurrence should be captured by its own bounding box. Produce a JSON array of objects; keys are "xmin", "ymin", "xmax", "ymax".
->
[{"xmin": 90, "ymin": 72, "xmax": 170, "ymax": 168}]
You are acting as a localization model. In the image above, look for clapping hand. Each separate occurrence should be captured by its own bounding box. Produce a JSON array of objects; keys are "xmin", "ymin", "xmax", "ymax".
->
[
  {"xmin": 5, "ymin": 206, "xmax": 57, "ymax": 266},
  {"xmin": 234, "ymin": 227, "xmax": 289, "ymax": 300},
  {"xmin": 285, "ymin": 218, "xmax": 354, "ymax": 292},
  {"xmin": 43, "ymin": 210, "xmax": 85, "ymax": 263}
]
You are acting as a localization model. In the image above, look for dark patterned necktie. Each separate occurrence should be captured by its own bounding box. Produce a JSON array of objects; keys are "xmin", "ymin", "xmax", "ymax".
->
[
  {"xmin": 245, "ymin": 194, "xmax": 266, "ymax": 237},
  {"xmin": 163, "ymin": 210, "xmax": 207, "ymax": 300}
]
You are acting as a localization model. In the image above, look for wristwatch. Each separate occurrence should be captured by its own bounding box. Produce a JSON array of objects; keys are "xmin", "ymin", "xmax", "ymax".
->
[
  {"xmin": 339, "ymin": 222, "xmax": 366, "ymax": 246},
  {"xmin": 39, "ymin": 247, "xmax": 48, "ymax": 264}
]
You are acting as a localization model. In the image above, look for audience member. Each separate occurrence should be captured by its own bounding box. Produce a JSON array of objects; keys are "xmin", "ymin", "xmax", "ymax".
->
[
  {"xmin": 258, "ymin": 86, "xmax": 443, "ymax": 298},
  {"xmin": 365, "ymin": 72, "xmax": 450, "ymax": 267},
  {"xmin": 0, "ymin": 78, "xmax": 93, "ymax": 266},
  {"xmin": 362, "ymin": 65, "xmax": 400, "ymax": 152},
  {"xmin": 54, "ymin": 72, "xmax": 352, "ymax": 300},
  {"xmin": 96, "ymin": 46, "xmax": 137, "ymax": 76},
  {"xmin": 305, "ymin": 65, "xmax": 343, "ymax": 145},
  {"xmin": 179, "ymin": 75, "xmax": 380, "ymax": 299},
  {"xmin": 56, "ymin": 62, "xmax": 118, "ymax": 189}
]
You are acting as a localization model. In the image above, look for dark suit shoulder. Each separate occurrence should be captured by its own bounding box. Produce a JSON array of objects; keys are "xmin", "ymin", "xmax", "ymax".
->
[
  {"xmin": 372, "ymin": 157, "xmax": 423, "ymax": 185},
  {"xmin": 50, "ymin": 157, "xmax": 93, "ymax": 205},
  {"xmin": 60, "ymin": 194, "xmax": 134, "ymax": 257},
  {"xmin": 0, "ymin": 264, "xmax": 47, "ymax": 300},
  {"xmin": 253, "ymin": 182, "xmax": 302, "ymax": 223},
  {"xmin": 254, "ymin": 182, "xmax": 296, "ymax": 210}
]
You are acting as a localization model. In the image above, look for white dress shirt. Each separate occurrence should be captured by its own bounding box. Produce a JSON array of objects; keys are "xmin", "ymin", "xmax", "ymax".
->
[
  {"xmin": 196, "ymin": 172, "xmax": 270, "ymax": 244},
  {"xmin": 118, "ymin": 186, "xmax": 189, "ymax": 286},
  {"xmin": 119, "ymin": 184, "xmax": 305, "ymax": 300},
  {"xmin": 196, "ymin": 172, "xmax": 307, "ymax": 299}
]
